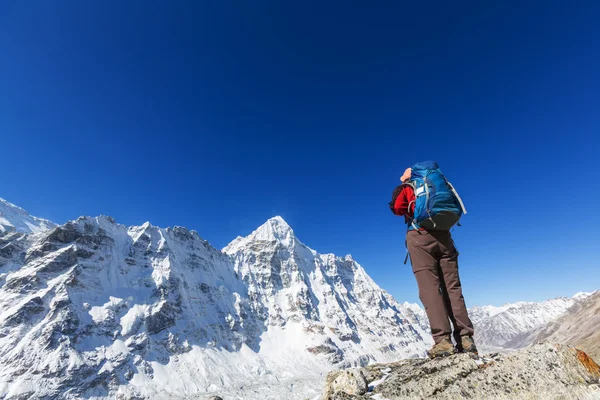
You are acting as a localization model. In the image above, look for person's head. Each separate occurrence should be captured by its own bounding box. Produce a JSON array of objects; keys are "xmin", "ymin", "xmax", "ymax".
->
[{"xmin": 400, "ymin": 167, "xmax": 412, "ymax": 183}]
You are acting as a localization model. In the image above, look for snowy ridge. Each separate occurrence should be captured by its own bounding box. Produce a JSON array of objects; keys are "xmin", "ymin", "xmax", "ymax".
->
[
  {"xmin": 0, "ymin": 198, "xmax": 56, "ymax": 234},
  {"xmin": 401, "ymin": 301, "xmax": 430, "ymax": 334},
  {"xmin": 526, "ymin": 290, "xmax": 600, "ymax": 361},
  {"xmin": 469, "ymin": 293, "xmax": 592, "ymax": 350},
  {"xmin": 0, "ymin": 207, "xmax": 432, "ymax": 399},
  {"xmin": 572, "ymin": 291, "xmax": 594, "ymax": 301}
]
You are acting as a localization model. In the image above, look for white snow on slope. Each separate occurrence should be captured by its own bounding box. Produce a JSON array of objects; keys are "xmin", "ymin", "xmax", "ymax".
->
[
  {"xmin": 0, "ymin": 212, "xmax": 432, "ymax": 400},
  {"xmin": 224, "ymin": 217, "xmax": 433, "ymax": 364},
  {"xmin": 572, "ymin": 291, "xmax": 593, "ymax": 300},
  {"xmin": 0, "ymin": 198, "xmax": 56, "ymax": 234},
  {"xmin": 469, "ymin": 292, "xmax": 593, "ymax": 350}
]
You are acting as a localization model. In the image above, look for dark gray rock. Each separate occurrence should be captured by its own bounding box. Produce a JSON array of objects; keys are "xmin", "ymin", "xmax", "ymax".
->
[
  {"xmin": 38, "ymin": 247, "xmax": 77, "ymax": 274},
  {"xmin": 46, "ymin": 224, "xmax": 82, "ymax": 244},
  {"xmin": 4, "ymin": 296, "xmax": 45, "ymax": 326},
  {"xmin": 146, "ymin": 302, "xmax": 177, "ymax": 335},
  {"xmin": 4, "ymin": 274, "xmax": 41, "ymax": 293}
]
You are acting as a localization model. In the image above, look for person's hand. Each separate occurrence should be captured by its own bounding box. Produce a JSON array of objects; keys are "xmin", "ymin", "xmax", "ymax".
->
[{"xmin": 400, "ymin": 167, "xmax": 412, "ymax": 183}]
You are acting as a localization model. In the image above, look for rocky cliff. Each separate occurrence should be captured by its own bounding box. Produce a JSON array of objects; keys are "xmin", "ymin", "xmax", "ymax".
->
[{"xmin": 320, "ymin": 343, "xmax": 600, "ymax": 400}]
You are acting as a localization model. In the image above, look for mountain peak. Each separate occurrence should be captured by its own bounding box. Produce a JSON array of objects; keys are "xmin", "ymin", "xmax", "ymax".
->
[
  {"xmin": 572, "ymin": 291, "xmax": 593, "ymax": 300},
  {"xmin": 0, "ymin": 197, "xmax": 57, "ymax": 234},
  {"xmin": 254, "ymin": 216, "xmax": 294, "ymax": 239},
  {"xmin": 246, "ymin": 216, "xmax": 296, "ymax": 245},
  {"xmin": 223, "ymin": 216, "xmax": 298, "ymax": 254}
]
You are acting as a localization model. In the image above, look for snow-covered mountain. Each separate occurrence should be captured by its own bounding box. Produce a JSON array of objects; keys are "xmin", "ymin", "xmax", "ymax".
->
[
  {"xmin": 526, "ymin": 290, "xmax": 600, "ymax": 361},
  {"xmin": 469, "ymin": 294, "xmax": 592, "ymax": 351},
  {"xmin": 0, "ymin": 198, "xmax": 56, "ymax": 234},
  {"xmin": 0, "ymin": 200, "xmax": 432, "ymax": 400},
  {"xmin": 223, "ymin": 217, "xmax": 432, "ymax": 363},
  {"xmin": 1, "ymin": 197, "xmax": 595, "ymax": 399}
]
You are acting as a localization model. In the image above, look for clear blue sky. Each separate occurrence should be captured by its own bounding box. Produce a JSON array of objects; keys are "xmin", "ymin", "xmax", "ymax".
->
[{"xmin": 1, "ymin": 1, "xmax": 599, "ymax": 306}]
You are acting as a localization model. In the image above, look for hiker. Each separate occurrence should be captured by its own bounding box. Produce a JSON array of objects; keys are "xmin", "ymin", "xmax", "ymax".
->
[{"xmin": 389, "ymin": 161, "xmax": 477, "ymax": 358}]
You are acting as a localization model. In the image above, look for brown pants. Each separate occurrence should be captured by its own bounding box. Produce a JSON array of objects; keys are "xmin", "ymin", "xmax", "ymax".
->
[{"xmin": 407, "ymin": 230, "xmax": 474, "ymax": 345}]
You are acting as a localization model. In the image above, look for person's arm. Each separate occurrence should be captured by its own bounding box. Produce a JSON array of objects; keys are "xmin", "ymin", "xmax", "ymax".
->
[{"xmin": 391, "ymin": 186, "xmax": 413, "ymax": 216}]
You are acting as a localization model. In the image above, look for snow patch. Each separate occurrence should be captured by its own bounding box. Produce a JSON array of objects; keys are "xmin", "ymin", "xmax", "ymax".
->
[
  {"xmin": 120, "ymin": 304, "xmax": 149, "ymax": 336},
  {"xmin": 369, "ymin": 375, "xmax": 388, "ymax": 391},
  {"xmin": 88, "ymin": 296, "xmax": 125, "ymax": 324},
  {"xmin": 370, "ymin": 394, "xmax": 392, "ymax": 400}
]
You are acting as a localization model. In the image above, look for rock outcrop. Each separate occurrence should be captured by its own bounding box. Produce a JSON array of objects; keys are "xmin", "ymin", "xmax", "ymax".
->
[
  {"xmin": 322, "ymin": 369, "xmax": 369, "ymax": 399},
  {"xmin": 321, "ymin": 343, "xmax": 600, "ymax": 399}
]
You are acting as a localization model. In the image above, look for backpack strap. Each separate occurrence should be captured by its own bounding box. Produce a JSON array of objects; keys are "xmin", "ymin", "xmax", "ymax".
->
[
  {"xmin": 407, "ymin": 199, "xmax": 415, "ymax": 214},
  {"xmin": 446, "ymin": 180, "xmax": 468, "ymax": 215},
  {"xmin": 422, "ymin": 177, "xmax": 436, "ymax": 229},
  {"xmin": 404, "ymin": 184, "xmax": 420, "ymax": 231},
  {"xmin": 404, "ymin": 182, "xmax": 423, "ymax": 231}
]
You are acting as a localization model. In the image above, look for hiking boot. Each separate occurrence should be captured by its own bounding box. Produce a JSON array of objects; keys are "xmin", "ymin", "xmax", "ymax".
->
[
  {"xmin": 460, "ymin": 336, "xmax": 478, "ymax": 354},
  {"xmin": 426, "ymin": 337, "xmax": 455, "ymax": 359}
]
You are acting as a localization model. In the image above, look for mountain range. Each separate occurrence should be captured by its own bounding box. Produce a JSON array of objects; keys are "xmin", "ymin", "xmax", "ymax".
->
[{"xmin": 0, "ymin": 198, "xmax": 595, "ymax": 399}]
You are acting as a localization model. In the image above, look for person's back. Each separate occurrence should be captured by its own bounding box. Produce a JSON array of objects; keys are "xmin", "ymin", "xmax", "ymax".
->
[{"xmin": 390, "ymin": 162, "xmax": 477, "ymax": 358}]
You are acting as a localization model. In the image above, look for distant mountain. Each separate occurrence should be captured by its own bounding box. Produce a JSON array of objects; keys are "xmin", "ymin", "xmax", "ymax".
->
[
  {"xmin": 469, "ymin": 295, "xmax": 590, "ymax": 351},
  {"xmin": 507, "ymin": 290, "xmax": 600, "ymax": 361},
  {"xmin": 0, "ymin": 198, "xmax": 56, "ymax": 234},
  {"xmin": 399, "ymin": 292, "xmax": 592, "ymax": 353}
]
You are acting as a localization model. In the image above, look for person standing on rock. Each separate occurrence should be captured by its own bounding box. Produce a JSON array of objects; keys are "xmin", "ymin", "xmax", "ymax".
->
[{"xmin": 389, "ymin": 161, "xmax": 477, "ymax": 358}]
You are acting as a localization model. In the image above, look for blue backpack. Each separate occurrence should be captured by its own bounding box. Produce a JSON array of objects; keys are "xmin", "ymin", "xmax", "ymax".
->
[{"xmin": 403, "ymin": 161, "xmax": 467, "ymax": 231}]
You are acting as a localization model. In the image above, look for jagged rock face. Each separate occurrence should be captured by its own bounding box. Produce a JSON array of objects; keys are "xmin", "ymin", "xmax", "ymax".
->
[
  {"xmin": 224, "ymin": 217, "xmax": 433, "ymax": 366},
  {"xmin": 0, "ymin": 216, "xmax": 260, "ymax": 399},
  {"xmin": 0, "ymin": 209, "xmax": 432, "ymax": 399},
  {"xmin": 321, "ymin": 343, "xmax": 600, "ymax": 399}
]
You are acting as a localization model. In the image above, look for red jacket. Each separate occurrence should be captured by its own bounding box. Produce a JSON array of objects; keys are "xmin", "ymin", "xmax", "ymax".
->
[{"xmin": 391, "ymin": 185, "xmax": 417, "ymax": 225}]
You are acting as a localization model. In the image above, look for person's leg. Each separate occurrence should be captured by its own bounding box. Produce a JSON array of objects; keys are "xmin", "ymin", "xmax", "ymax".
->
[
  {"xmin": 434, "ymin": 232, "xmax": 474, "ymax": 339},
  {"xmin": 438, "ymin": 272, "xmax": 462, "ymax": 348},
  {"xmin": 407, "ymin": 231, "xmax": 452, "ymax": 344}
]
